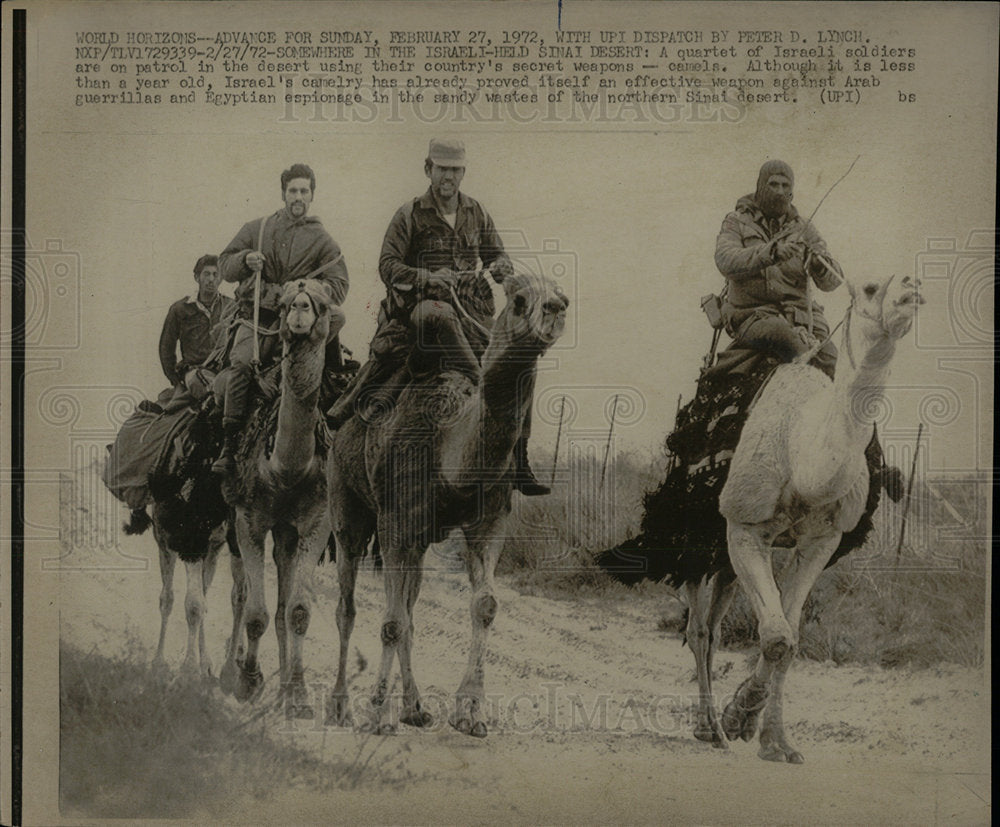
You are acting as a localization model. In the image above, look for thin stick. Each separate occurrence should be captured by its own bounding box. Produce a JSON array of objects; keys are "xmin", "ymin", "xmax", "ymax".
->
[
  {"xmin": 600, "ymin": 394, "xmax": 619, "ymax": 492},
  {"xmin": 251, "ymin": 269, "xmax": 262, "ymax": 365},
  {"xmin": 805, "ymin": 154, "xmax": 861, "ymax": 227},
  {"xmin": 895, "ymin": 422, "xmax": 924, "ymax": 562},
  {"xmin": 550, "ymin": 395, "xmax": 566, "ymax": 487}
]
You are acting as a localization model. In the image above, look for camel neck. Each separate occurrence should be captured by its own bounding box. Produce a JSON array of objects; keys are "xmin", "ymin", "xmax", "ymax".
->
[
  {"xmin": 272, "ymin": 336, "xmax": 323, "ymax": 476},
  {"xmin": 458, "ymin": 349, "xmax": 537, "ymax": 482},
  {"xmin": 827, "ymin": 323, "xmax": 898, "ymax": 451}
]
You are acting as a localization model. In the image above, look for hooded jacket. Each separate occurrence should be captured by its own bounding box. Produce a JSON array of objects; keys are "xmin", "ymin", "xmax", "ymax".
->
[{"xmin": 715, "ymin": 195, "xmax": 842, "ymax": 330}]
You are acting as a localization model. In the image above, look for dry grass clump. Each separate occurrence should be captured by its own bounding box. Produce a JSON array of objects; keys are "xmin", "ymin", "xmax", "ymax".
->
[
  {"xmin": 497, "ymin": 447, "xmax": 666, "ymax": 595},
  {"xmin": 60, "ymin": 640, "xmax": 411, "ymax": 819}
]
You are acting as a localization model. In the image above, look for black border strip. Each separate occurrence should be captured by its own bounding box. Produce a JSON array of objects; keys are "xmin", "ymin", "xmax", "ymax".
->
[{"xmin": 11, "ymin": 7, "xmax": 27, "ymax": 826}]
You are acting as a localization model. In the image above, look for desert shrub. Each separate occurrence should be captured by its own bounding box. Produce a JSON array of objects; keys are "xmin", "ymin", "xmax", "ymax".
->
[{"xmin": 497, "ymin": 447, "xmax": 666, "ymax": 596}]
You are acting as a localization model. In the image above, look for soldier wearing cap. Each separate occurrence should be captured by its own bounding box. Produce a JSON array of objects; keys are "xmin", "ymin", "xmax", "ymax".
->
[{"xmin": 329, "ymin": 138, "xmax": 549, "ymax": 495}]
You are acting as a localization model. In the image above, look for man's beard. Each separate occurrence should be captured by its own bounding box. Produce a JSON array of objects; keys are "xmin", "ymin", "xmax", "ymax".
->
[{"xmin": 759, "ymin": 191, "xmax": 790, "ymax": 219}]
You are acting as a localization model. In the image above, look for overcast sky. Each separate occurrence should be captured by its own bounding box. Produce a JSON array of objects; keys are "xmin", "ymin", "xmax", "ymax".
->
[{"xmin": 21, "ymin": 1, "xmax": 997, "ymax": 475}]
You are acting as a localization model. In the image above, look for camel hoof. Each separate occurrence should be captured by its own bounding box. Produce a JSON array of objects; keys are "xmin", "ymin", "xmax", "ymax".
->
[
  {"xmin": 234, "ymin": 664, "xmax": 264, "ymax": 703},
  {"xmin": 759, "ymin": 741, "xmax": 804, "ymax": 764},
  {"xmin": 285, "ymin": 702, "xmax": 315, "ymax": 721},
  {"xmin": 470, "ymin": 721, "xmax": 488, "ymax": 738},
  {"xmin": 400, "ymin": 708, "xmax": 434, "ymax": 728},
  {"xmin": 694, "ymin": 722, "xmax": 729, "ymax": 748},
  {"xmin": 693, "ymin": 728, "xmax": 716, "ymax": 743},
  {"xmin": 449, "ymin": 716, "xmax": 472, "ymax": 735},
  {"xmin": 722, "ymin": 679, "xmax": 768, "ymax": 742},
  {"xmin": 359, "ymin": 718, "xmax": 395, "ymax": 736}
]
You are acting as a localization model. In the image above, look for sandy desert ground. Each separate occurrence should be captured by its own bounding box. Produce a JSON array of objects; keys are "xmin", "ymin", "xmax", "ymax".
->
[{"xmin": 56, "ymin": 511, "xmax": 990, "ymax": 826}]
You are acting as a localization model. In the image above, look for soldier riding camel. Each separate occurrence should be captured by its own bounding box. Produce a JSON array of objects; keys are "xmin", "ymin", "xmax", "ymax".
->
[
  {"xmin": 328, "ymin": 138, "xmax": 550, "ymax": 495},
  {"xmin": 212, "ymin": 163, "xmax": 349, "ymax": 475}
]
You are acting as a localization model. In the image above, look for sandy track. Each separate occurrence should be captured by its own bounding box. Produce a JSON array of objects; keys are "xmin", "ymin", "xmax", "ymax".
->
[{"xmin": 59, "ymin": 531, "xmax": 990, "ymax": 825}]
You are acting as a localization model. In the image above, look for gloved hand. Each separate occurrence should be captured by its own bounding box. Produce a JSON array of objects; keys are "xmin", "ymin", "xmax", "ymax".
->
[{"xmin": 769, "ymin": 237, "xmax": 805, "ymax": 264}]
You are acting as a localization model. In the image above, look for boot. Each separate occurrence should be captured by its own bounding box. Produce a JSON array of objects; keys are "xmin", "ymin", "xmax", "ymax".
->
[
  {"xmin": 513, "ymin": 436, "xmax": 550, "ymax": 496},
  {"xmin": 212, "ymin": 423, "xmax": 240, "ymax": 476}
]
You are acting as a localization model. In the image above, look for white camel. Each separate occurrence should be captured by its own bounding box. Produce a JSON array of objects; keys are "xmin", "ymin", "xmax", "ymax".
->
[{"xmin": 714, "ymin": 274, "xmax": 924, "ymax": 762}]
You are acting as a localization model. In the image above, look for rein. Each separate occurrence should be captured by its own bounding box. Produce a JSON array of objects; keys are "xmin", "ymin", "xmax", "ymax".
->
[
  {"xmin": 448, "ymin": 281, "xmax": 493, "ymax": 337},
  {"xmin": 843, "ymin": 300, "xmax": 891, "ymax": 372}
]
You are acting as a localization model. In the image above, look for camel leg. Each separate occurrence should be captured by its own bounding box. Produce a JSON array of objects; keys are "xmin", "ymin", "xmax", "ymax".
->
[
  {"xmin": 396, "ymin": 550, "xmax": 432, "ymax": 728},
  {"xmin": 451, "ymin": 518, "xmax": 505, "ymax": 738},
  {"xmin": 152, "ymin": 524, "xmax": 175, "ymax": 669},
  {"xmin": 281, "ymin": 519, "xmax": 328, "ymax": 720},
  {"xmin": 757, "ymin": 531, "xmax": 841, "ymax": 764},
  {"xmin": 722, "ymin": 522, "xmax": 792, "ymax": 741},
  {"xmin": 195, "ymin": 527, "xmax": 223, "ymax": 677},
  {"xmin": 367, "ymin": 545, "xmax": 405, "ymax": 735},
  {"xmin": 233, "ymin": 509, "xmax": 267, "ymax": 703},
  {"xmin": 180, "ymin": 558, "xmax": 207, "ymax": 676},
  {"xmin": 272, "ymin": 523, "xmax": 297, "ymax": 692},
  {"xmin": 686, "ymin": 570, "xmax": 738, "ymax": 747},
  {"xmin": 220, "ymin": 535, "xmax": 247, "ymax": 697},
  {"xmin": 327, "ymin": 498, "xmax": 375, "ymax": 727},
  {"xmin": 685, "ymin": 578, "xmax": 718, "ymax": 745}
]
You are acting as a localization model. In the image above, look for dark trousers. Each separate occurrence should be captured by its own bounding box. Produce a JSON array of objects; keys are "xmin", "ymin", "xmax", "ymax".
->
[{"xmin": 734, "ymin": 310, "xmax": 837, "ymax": 379}]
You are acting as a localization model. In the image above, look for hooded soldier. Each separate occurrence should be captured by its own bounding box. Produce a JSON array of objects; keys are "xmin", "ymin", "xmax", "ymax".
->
[{"xmin": 714, "ymin": 160, "xmax": 843, "ymax": 378}]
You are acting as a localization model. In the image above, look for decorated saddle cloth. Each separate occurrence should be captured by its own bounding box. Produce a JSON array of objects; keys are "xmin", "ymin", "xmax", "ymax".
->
[
  {"xmin": 613, "ymin": 355, "xmax": 887, "ymax": 586},
  {"xmin": 635, "ymin": 358, "xmax": 781, "ymax": 562}
]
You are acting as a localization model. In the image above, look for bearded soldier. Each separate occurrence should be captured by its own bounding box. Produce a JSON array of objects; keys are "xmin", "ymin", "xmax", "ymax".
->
[{"xmin": 212, "ymin": 163, "xmax": 348, "ymax": 474}]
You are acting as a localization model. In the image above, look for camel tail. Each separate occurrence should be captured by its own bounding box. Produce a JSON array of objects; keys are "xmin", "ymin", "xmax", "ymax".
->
[
  {"xmin": 596, "ymin": 532, "xmax": 724, "ymax": 587},
  {"xmin": 596, "ymin": 536, "xmax": 674, "ymax": 585},
  {"xmin": 122, "ymin": 507, "xmax": 153, "ymax": 536}
]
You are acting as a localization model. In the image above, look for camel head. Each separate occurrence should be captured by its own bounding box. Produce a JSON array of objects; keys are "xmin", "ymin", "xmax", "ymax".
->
[
  {"xmin": 279, "ymin": 278, "xmax": 333, "ymax": 345},
  {"xmin": 490, "ymin": 272, "xmax": 569, "ymax": 356},
  {"xmin": 844, "ymin": 274, "xmax": 924, "ymax": 367}
]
